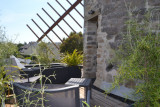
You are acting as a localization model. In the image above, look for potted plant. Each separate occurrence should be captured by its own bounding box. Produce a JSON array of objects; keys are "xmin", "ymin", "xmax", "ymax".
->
[{"xmin": 61, "ymin": 49, "xmax": 83, "ymax": 79}]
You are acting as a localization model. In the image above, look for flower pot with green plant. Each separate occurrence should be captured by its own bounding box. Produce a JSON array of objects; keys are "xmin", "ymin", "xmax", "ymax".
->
[{"xmin": 61, "ymin": 49, "xmax": 83, "ymax": 79}]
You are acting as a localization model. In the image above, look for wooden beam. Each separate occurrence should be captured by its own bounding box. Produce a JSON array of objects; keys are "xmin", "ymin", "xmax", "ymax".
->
[{"xmin": 37, "ymin": 0, "xmax": 82, "ymax": 42}]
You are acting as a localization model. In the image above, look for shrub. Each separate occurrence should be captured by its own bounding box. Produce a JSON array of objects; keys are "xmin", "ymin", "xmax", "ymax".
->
[
  {"xmin": 61, "ymin": 49, "xmax": 83, "ymax": 66},
  {"xmin": 0, "ymin": 26, "xmax": 18, "ymax": 106}
]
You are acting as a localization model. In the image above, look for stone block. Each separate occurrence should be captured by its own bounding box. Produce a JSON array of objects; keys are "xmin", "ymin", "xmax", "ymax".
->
[
  {"xmin": 86, "ymin": 32, "xmax": 96, "ymax": 35},
  {"xmin": 96, "ymin": 67, "xmax": 101, "ymax": 72},
  {"xmin": 97, "ymin": 54, "xmax": 101, "ymax": 58},
  {"xmin": 109, "ymin": 42, "xmax": 118, "ymax": 50},
  {"xmin": 86, "ymin": 46, "xmax": 93, "ymax": 49},
  {"xmin": 148, "ymin": 0, "xmax": 160, "ymax": 6},
  {"xmin": 97, "ymin": 59, "xmax": 103, "ymax": 65},
  {"xmin": 109, "ymin": 52, "xmax": 115, "ymax": 59},
  {"xmin": 87, "ymin": 36, "xmax": 93, "ymax": 41},
  {"xmin": 97, "ymin": 32, "xmax": 107, "ymax": 36},
  {"xmin": 97, "ymin": 49, "xmax": 102, "ymax": 53},
  {"xmin": 112, "ymin": 11, "xmax": 127, "ymax": 19},
  {"xmin": 87, "ymin": 50, "xmax": 96, "ymax": 55},
  {"xmin": 83, "ymin": 72, "xmax": 96, "ymax": 78},
  {"xmin": 86, "ymin": 68, "xmax": 92, "ymax": 72},
  {"xmin": 102, "ymin": 4, "xmax": 115, "ymax": 15},
  {"xmin": 97, "ymin": 38, "xmax": 104, "ymax": 43},
  {"xmin": 87, "ymin": 41, "xmax": 97, "ymax": 45},
  {"xmin": 86, "ymin": 63, "xmax": 92, "ymax": 67},
  {"xmin": 115, "ymin": 34, "xmax": 122, "ymax": 41},
  {"xmin": 132, "ymin": 8, "xmax": 147, "ymax": 15},
  {"xmin": 107, "ymin": 34, "xmax": 115, "ymax": 40},
  {"xmin": 93, "ymin": 78, "xmax": 103, "ymax": 88},
  {"xmin": 105, "ymin": 73, "xmax": 113, "ymax": 83},
  {"xmin": 124, "ymin": 0, "xmax": 146, "ymax": 8},
  {"xmin": 102, "ymin": 27, "xmax": 118, "ymax": 35},
  {"xmin": 98, "ymin": 45, "xmax": 102, "ymax": 48}
]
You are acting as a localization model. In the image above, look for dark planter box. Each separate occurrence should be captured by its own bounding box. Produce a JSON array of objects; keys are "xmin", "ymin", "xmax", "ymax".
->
[
  {"xmin": 50, "ymin": 63, "xmax": 66, "ymax": 69},
  {"xmin": 67, "ymin": 66, "xmax": 82, "ymax": 78},
  {"xmin": 42, "ymin": 67, "xmax": 69, "ymax": 84},
  {"xmin": 20, "ymin": 65, "xmax": 82, "ymax": 84},
  {"xmin": 25, "ymin": 64, "xmax": 45, "ymax": 68},
  {"xmin": 20, "ymin": 67, "xmax": 40, "ymax": 78},
  {"xmin": 50, "ymin": 65, "xmax": 66, "ymax": 69}
]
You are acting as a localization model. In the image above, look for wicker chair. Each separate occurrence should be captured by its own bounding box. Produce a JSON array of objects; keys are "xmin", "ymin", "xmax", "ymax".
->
[{"xmin": 13, "ymin": 83, "xmax": 81, "ymax": 107}]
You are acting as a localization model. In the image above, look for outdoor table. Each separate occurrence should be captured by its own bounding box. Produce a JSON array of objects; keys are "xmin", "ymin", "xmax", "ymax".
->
[{"xmin": 65, "ymin": 78, "xmax": 92, "ymax": 101}]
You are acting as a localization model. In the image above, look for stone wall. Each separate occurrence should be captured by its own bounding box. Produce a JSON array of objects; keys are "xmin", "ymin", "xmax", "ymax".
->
[
  {"xmin": 83, "ymin": 0, "xmax": 160, "ymax": 106},
  {"xmin": 83, "ymin": 0, "xmax": 160, "ymax": 88},
  {"xmin": 83, "ymin": 21, "xmax": 97, "ymax": 78}
]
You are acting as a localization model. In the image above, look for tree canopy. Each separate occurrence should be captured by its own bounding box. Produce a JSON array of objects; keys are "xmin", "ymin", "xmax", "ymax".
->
[{"xmin": 60, "ymin": 32, "xmax": 83, "ymax": 54}]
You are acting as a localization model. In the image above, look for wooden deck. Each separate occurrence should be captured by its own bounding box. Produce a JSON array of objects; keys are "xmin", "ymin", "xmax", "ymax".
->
[
  {"xmin": 5, "ymin": 94, "xmax": 18, "ymax": 107},
  {"xmin": 5, "ymin": 104, "xmax": 18, "ymax": 107},
  {"xmin": 90, "ymin": 88, "xmax": 128, "ymax": 107}
]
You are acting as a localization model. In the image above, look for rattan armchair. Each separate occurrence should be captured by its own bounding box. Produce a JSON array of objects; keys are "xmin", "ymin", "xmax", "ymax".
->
[{"xmin": 13, "ymin": 83, "xmax": 81, "ymax": 107}]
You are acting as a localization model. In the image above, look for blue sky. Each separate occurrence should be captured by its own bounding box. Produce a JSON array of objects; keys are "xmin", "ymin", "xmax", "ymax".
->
[{"xmin": 0, "ymin": 0, "xmax": 84, "ymax": 43}]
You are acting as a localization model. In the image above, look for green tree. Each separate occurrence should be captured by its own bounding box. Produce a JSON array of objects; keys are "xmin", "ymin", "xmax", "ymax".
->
[
  {"xmin": 17, "ymin": 43, "xmax": 24, "ymax": 51},
  {"xmin": 60, "ymin": 32, "xmax": 83, "ymax": 53},
  {"xmin": 36, "ymin": 41, "xmax": 53, "ymax": 66},
  {"xmin": 0, "ymin": 27, "xmax": 18, "ymax": 66}
]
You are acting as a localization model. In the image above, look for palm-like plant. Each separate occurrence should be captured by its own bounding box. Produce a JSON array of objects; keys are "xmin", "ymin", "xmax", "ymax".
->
[{"xmin": 61, "ymin": 49, "xmax": 83, "ymax": 66}]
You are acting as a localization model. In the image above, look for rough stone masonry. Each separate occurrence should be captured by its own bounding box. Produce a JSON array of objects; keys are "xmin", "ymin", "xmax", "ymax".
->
[{"xmin": 83, "ymin": 0, "xmax": 160, "ymax": 89}]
